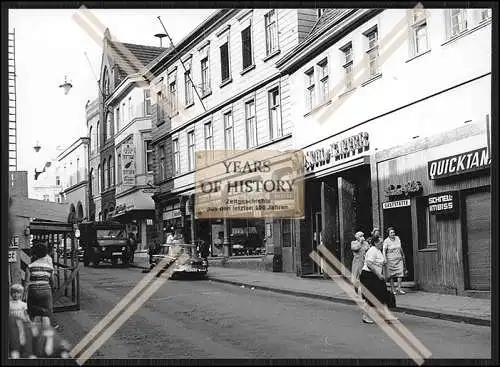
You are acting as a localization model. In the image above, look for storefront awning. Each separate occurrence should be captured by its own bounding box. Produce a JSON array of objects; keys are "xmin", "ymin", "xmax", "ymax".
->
[{"xmin": 306, "ymin": 155, "xmax": 370, "ymax": 180}]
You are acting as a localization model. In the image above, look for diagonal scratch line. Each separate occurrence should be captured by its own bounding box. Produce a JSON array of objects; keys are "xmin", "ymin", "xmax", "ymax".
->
[
  {"xmin": 310, "ymin": 251, "xmax": 426, "ymax": 365},
  {"xmin": 75, "ymin": 253, "xmax": 189, "ymax": 365},
  {"xmin": 70, "ymin": 251, "xmax": 187, "ymax": 361},
  {"xmin": 317, "ymin": 244, "xmax": 432, "ymax": 359},
  {"xmin": 311, "ymin": 245, "xmax": 432, "ymax": 363}
]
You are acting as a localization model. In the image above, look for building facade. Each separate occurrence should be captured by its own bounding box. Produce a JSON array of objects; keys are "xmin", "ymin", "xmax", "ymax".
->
[
  {"xmin": 148, "ymin": 8, "xmax": 320, "ymax": 270},
  {"xmin": 57, "ymin": 137, "xmax": 90, "ymax": 223},
  {"xmin": 86, "ymin": 98, "xmax": 100, "ymax": 221},
  {"xmin": 276, "ymin": 8, "xmax": 491, "ymax": 291},
  {"xmin": 31, "ymin": 146, "xmax": 65, "ymax": 203},
  {"xmin": 88, "ymin": 29, "xmax": 165, "ymax": 225},
  {"xmin": 107, "ymin": 74, "xmax": 156, "ymax": 250}
]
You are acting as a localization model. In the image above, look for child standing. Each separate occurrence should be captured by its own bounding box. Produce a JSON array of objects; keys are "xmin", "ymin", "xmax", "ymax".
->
[{"xmin": 10, "ymin": 284, "xmax": 29, "ymax": 321}]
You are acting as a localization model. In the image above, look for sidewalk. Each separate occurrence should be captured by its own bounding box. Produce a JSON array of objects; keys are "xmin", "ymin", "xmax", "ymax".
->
[{"xmin": 131, "ymin": 253, "xmax": 490, "ymax": 326}]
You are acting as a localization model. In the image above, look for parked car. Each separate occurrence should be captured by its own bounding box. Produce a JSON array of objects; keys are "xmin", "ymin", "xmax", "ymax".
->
[{"xmin": 150, "ymin": 243, "xmax": 208, "ymax": 279}]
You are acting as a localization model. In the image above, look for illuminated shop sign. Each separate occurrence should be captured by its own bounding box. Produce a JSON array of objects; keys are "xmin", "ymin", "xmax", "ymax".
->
[
  {"xmin": 428, "ymin": 147, "xmax": 490, "ymax": 180},
  {"xmin": 428, "ymin": 191, "xmax": 459, "ymax": 216},
  {"xmin": 304, "ymin": 132, "xmax": 370, "ymax": 172}
]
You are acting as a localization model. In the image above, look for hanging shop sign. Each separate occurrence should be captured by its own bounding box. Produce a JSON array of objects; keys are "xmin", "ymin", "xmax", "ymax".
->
[
  {"xmin": 122, "ymin": 143, "xmax": 136, "ymax": 186},
  {"xmin": 428, "ymin": 191, "xmax": 460, "ymax": 216},
  {"xmin": 304, "ymin": 132, "xmax": 370, "ymax": 172},
  {"xmin": 382, "ymin": 199, "xmax": 410, "ymax": 210},
  {"xmin": 428, "ymin": 147, "xmax": 490, "ymax": 180},
  {"xmin": 385, "ymin": 180, "xmax": 423, "ymax": 198},
  {"xmin": 163, "ymin": 209, "xmax": 182, "ymax": 220}
]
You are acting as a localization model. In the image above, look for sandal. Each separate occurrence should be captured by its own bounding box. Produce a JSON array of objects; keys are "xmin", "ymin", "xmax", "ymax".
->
[
  {"xmin": 362, "ymin": 315, "xmax": 374, "ymax": 324},
  {"xmin": 398, "ymin": 289, "xmax": 406, "ymax": 295}
]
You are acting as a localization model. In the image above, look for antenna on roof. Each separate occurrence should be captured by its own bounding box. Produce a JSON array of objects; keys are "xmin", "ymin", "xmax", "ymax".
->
[{"xmin": 154, "ymin": 33, "xmax": 167, "ymax": 47}]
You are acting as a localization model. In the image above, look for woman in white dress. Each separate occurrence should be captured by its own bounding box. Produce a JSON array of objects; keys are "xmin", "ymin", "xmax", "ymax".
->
[{"xmin": 383, "ymin": 227, "xmax": 407, "ymax": 295}]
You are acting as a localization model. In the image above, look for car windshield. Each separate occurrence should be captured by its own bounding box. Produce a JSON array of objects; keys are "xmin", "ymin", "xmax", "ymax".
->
[
  {"xmin": 168, "ymin": 244, "xmax": 197, "ymax": 257},
  {"xmin": 97, "ymin": 229, "xmax": 126, "ymax": 239}
]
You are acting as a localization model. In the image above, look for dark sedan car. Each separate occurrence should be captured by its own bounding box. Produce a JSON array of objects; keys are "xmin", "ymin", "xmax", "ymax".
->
[{"xmin": 150, "ymin": 243, "xmax": 208, "ymax": 279}]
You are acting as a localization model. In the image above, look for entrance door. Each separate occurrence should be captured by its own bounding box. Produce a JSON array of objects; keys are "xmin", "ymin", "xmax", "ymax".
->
[
  {"xmin": 312, "ymin": 211, "xmax": 322, "ymax": 274},
  {"xmin": 282, "ymin": 220, "xmax": 294, "ymax": 273},
  {"xmin": 321, "ymin": 182, "xmax": 337, "ymax": 269},
  {"xmin": 338, "ymin": 177, "xmax": 356, "ymax": 269},
  {"xmin": 465, "ymin": 190, "xmax": 491, "ymax": 291},
  {"xmin": 383, "ymin": 206, "xmax": 414, "ymax": 281}
]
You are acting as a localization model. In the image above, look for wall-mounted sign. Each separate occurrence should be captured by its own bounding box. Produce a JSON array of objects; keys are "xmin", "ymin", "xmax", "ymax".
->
[
  {"xmin": 385, "ymin": 181, "xmax": 423, "ymax": 197},
  {"xmin": 304, "ymin": 132, "xmax": 370, "ymax": 172},
  {"xmin": 428, "ymin": 191, "xmax": 459, "ymax": 216},
  {"xmin": 382, "ymin": 199, "xmax": 410, "ymax": 210},
  {"xmin": 163, "ymin": 209, "xmax": 182, "ymax": 220},
  {"xmin": 8, "ymin": 250, "xmax": 17, "ymax": 263},
  {"xmin": 428, "ymin": 147, "xmax": 490, "ymax": 180},
  {"xmin": 122, "ymin": 143, "xmax": 136, "ymax": 186}
]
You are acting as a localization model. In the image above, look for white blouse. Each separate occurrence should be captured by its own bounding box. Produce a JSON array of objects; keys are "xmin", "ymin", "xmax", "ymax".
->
[{"xmin": 362, "ymin": 246, "xmax": 386, "ymax": 274}]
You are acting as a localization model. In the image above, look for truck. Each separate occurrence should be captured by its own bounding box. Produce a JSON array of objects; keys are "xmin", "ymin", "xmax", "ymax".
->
[{"xmin": 78, "ymin": 221, "xmax": 134, "ymax": 267}]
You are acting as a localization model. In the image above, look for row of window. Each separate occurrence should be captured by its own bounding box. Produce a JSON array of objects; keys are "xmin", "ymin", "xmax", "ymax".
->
[
  {"xmin": 303, "ymin": 8, "xmax": 492, "ymax": 113},
  {"xmin": 156, "ymin": 9, "xmax": 280, "ymax": 123},
  {"xmin": 156, "ymin": 86, "xmax": 283, "ymax": 180}
]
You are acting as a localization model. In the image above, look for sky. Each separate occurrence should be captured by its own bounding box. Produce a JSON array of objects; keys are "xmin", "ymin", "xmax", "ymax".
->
[{"xmin": 9, "ymin": 7, "xmax": 216, "ymax": 195}]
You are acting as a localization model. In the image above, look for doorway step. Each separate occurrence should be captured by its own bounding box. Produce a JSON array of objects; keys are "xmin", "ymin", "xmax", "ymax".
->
[{"xmin": 385, "ymin": 281, "xmax": 418, "ymax": 290}]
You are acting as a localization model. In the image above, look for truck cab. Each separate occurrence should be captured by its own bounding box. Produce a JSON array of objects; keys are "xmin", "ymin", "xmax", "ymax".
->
[{"xmin": 79, "ymin": 221, "xmax": 134, "ymax": 267}]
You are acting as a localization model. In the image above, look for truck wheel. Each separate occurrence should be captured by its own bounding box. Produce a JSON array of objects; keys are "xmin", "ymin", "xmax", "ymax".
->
[
  {"xmin": 112, "ymin": 257, "xmax": 118, "ymax": 266},
  {"xmin": 83, "ymin": 258, "xmax": 89, "ymax": 267},
  {"xmin": 93, "ymin": 257, "xmax": 100, "ymax": 267}
]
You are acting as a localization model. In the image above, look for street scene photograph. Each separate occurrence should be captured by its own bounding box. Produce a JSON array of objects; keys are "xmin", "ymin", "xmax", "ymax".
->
[{"xmin": 5, "ymin": 3, "xmax": 493, "ymax": 364}]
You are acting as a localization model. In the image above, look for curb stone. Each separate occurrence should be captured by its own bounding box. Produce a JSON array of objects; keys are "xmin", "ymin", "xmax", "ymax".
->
[{"xmin": 208, "ymin": 277, "xmax": 490, "ymax": 327}]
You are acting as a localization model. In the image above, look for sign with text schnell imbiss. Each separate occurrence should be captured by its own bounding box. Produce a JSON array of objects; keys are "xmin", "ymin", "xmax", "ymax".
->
[
  {"xmin": 195, "ymin": 150, "xmax": 304, "ymax": 219},
  {"xmin": 122, "ymin": 143, "xmax": 136, "ymax": 186},
  {"xmin": 428, "ymin": 147, "xmax": 490, "ymax": 180},
  {"xmin": 428, "ymin": 191, "xmax": 459, "ymax": 216}
]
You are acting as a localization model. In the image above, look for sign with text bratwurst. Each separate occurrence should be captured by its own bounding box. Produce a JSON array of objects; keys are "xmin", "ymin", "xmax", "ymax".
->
[
  {"xmin": 195, "ymin": 150, "xmax": 304, "ymax": 219},
  {"xmin": 122, "ymin": 143, "xmax": 136, "ymax": 186}
]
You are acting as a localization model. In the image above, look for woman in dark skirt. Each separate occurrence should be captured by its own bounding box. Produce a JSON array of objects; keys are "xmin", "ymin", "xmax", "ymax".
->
[
  {"xmin": 359, "ymin": 231, "xmax": 397, "ymax": 324},
  {"xmin": 25, "ymin": 241, "xmax": 55, "ymax": 329}
]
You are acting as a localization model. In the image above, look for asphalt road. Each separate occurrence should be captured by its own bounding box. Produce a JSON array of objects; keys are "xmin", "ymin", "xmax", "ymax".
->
[{"xmin": 54, "ymin": 265, "xmax": 491, "ymax": 360}]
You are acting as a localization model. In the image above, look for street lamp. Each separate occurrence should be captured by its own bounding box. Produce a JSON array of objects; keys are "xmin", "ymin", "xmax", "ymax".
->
[{"xmin": 59, "ymin": 75, "xmax": 73, "ymax": 95}]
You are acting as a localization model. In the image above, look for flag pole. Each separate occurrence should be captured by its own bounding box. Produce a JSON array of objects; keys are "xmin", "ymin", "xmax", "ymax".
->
[{"xmin": 157, "ymin": 16, "xmax": 207, "ymax": 112}]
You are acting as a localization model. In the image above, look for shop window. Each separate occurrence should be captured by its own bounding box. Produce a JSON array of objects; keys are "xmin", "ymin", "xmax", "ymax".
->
[
  {"xmin": 282, "ymin": 220, "xmax": 291, "ymax": 247},
  {"xmin": 230, "ymin": 219, "xmax": 266, "ymax": 256},
  {"xmin": 417, "ymin": 197, "xmax": 438, "ymax": 249}
]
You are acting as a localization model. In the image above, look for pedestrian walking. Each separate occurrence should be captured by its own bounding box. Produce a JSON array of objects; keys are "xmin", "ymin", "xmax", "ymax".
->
[
  {"xmin": 383, "ymin": 227, "xmax": 407, "ymax": 295},
  {"xmin": 359, "ymin": 236, "xmax": 397, "ymax": 324},
  {"xmin": 10, "ymin": 284, "xmax": 29, "ymax": 322},
  {"xmin": 24, "ymin": 240, "xmax": 56, "ymax": 329},
  {"xmin": 351, "ymin": 231, "xmax": 370, "ymax": 298}
]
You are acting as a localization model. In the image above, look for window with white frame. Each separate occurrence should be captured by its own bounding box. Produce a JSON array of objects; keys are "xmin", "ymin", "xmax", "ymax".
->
[
  {"xmin": 184, "ymin": 70, "xmax": 194, "ymax": 106},
  {"xmin": 224, "ymin": 111, "xmax": 234, "ymax": 150},
  {"xmin": 144, "ymin": 89, "xmax": 152, "ymax": 115},
  {"xmin": 109, "ymin": 155, "xmax": 114, "ymax": 187},
  {"xmin": 241, "ymin": 24, "xmax": 253, "ymax": 69},
  {"xmin": 448, "ymin": 9, "xmax": 467, "ymax": 38},
  {"xmin": 220, "ymin": 41, "xmax": 231, "ymax": 83},
  {"xmin": 365, "ymin": 27, "xmax": 379, "ymax": 78},
  {"xmin": 156, "ymin": 90, "xmax": 165, "ymax": 124},
  {"xmin": 317, "ymin": 59, "xmax": 329, "ymax": 103},
  {"xmin": 268, "ymin": 87, "xmax": 282, "ymax": 139},
  {"xmin": 128, "ymin": 97, "xmax": 133, "ymax": 121},
  {"xmin": 117, "ymin": 152, "xmax": 122, "ymax": 184},
  {"xmin": 116, "ymin": 107, "xmax": 120, "ymax": 132},
  {"xmin": 173, "ymin": 139, "xmax": 180, "ymax": 175},
  {"xmin": 245, "ymin": 99, "xmax": 257, "ymax": 148},
  {"xmin": 169, "ymin": 78, "xmax": 177, "ymax": 116},
  {"xmin": 158, "ymin": 144, "xmax": 166, "ymax": 181},
  {"xmin": 265, "ymin": 10, "xmax": 279, "ymax": 56},
  {"xmin": 201, "ymin": 57, "xmax": 210, "ymax": 95},
  {"xmin": 341, "ymin": 43, "xmax": 353, "ymax": 90},
  {"xmin": 480, "ymin": 9, "xmax": 492, "ymax": 21},
  {"xmin": 305, "ymin": 68, "xmax": 315, "ymax": 111},
  {"xmin": 417, "ymin": 197, "xmax": 438, "ymax": 249},
  {"xmin": 409, "ymin": 8, "xmax": 429, "ymax": 56},
  {"xmin": 145, "ymin": 140, "xmax": 153, "ymax": 173},
  {"xmin": 204, "ymin": 121, "xmax": 214, "ymax": 161},
  {"xmin": 187, "ymin": 131, "xmax": 196, "ymax": 171}
]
